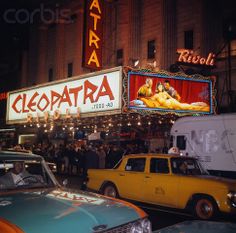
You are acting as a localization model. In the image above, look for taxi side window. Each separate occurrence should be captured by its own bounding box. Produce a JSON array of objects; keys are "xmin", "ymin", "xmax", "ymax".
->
[
  {"xmin": 125, "ymin": 158, "xmax": 145, "ymax": 172},
  {"xmin": 150, "ymin": 158, "xmax": 169, "ymax": 174}
]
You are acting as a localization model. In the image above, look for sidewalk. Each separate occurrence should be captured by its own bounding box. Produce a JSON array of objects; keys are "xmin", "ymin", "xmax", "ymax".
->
[{"xmin": 55, "ymin": 174, "xmax": 83, "ymax": 190}]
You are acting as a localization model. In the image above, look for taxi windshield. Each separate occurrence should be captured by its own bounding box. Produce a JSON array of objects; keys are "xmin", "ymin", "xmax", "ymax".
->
[
  {"xmin": 171, "ymin": 157, "xmax": 209, "ymax": 175},
  {"xmin": 0, "ymin": 159, "xmax": 57, "ymax": 191}
]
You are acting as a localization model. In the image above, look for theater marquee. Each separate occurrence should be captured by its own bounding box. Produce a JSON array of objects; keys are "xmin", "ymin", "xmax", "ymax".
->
[
  {"xmin": 7, "ymin": 67, "xmax": 122, "ymax": 124},
  {"xmin": 128, "ymin": 71, "xmax": 215, "ymax": 115}
]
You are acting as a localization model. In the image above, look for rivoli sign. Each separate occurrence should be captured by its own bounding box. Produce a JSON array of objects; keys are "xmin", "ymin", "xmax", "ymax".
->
[
  {"xmin": 177, "ymin": 49, "xmax": 215, "ymax": 67},
  {"xmin": 83, "ymin": 0, "xmax": 103, "ymax": 70},
  {"xmin": 7, "ymin": 67, "xmax": 122, "ymax": 124}
]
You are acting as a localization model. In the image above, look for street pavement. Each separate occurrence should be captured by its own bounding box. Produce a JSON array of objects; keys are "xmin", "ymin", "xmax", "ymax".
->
[{"xmin": 55, "ymin": 174, "xmax": 83, "ymax": 189}]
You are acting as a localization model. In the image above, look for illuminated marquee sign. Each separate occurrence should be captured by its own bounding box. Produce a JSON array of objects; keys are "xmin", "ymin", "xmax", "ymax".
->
[
  {"xmin": 128, "ymin": 71, "xmax": 215, "ymax": 115},
  {"xmin": 7, "ymin": 68, "xmax": 122, "ymax": 124},
  {"xmin": 83, "ymin": 0, "xmax": 103, "ymax": 70},
  {"xmin": 177, "ymin": 49, "xmax": 215, "ymax": 67}
]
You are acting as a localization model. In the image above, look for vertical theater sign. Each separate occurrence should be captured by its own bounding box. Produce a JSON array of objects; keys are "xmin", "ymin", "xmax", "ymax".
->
[
  {"xmin": 6, "ymin": 67, "xmax": 122, "ymax": 124},
  {"xmin": 83, "ymin": 0, "xmax": 103, "ymax": 70}
]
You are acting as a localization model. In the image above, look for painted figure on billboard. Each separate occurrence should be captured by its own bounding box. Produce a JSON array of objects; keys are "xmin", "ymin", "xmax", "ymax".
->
[
  {"xmin": 163, "ymin": 80, "xmax": 181, "ymax": 101},
  {"xmin": 147, "ymin": 82, "xmax": 209, "ymax": 111},
  {"xmin": 128, "ymin": 72, "xmax": 213, "ymax": 114},
  {"xmin": 137, "ymin": 78, "xmax": 153, "ymax": 98}
]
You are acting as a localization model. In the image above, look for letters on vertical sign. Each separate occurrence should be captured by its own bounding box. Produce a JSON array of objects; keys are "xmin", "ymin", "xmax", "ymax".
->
[{"xmin": 83, "ymin": 0, "xmax": 103, "ymax": 70}]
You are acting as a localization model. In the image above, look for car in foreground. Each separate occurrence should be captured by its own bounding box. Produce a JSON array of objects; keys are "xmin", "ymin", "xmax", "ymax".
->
[
  {"xmin": 153, "ymin": 220, "xmax": 236, "ymax": 233},
  {"xmin": 86, "ymin": 153, "xmax": 236, "ymax": 220},
  {"xmin": 0, "ymin": 150, "xmax": 152, "ymax": 233}
]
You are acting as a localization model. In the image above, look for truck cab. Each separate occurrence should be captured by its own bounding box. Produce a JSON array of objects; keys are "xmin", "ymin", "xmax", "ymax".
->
[{"xmin": 171, "ymin": 114, "xmax": 236, "ymax": 179}]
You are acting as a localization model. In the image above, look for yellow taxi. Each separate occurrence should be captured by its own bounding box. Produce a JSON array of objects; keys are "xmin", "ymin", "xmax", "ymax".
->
[{"xmin": 87, "ymin": 153, "xmax": 236, "ymax": 220}]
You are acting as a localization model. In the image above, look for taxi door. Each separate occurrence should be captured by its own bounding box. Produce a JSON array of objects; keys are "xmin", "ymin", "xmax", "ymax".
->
[
  {"xmin": 116, "ymin": 157, "xmax": 146, "ymax": 202},
  {"xmin": 144, "ymin": 157, "xmax": 179, "ymax": 208}
]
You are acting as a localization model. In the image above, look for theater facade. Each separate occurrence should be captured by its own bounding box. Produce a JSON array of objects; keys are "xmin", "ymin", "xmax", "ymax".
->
[{"xmin": 1, "ymin": 0, "xmax": 235, "ymax": 149}]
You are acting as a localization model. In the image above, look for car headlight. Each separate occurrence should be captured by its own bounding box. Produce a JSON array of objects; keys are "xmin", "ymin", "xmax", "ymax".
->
[
  {"xmin": 227, "ymin": 191, "xmax": 236, "ymax": 207},
  {"xmin": 131, "ymin": 218, "xmax": 152, "ymax": 233}
]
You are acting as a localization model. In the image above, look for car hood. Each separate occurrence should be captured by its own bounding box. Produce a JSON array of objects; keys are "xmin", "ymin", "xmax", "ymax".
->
[
  {"xmin": 183, "ymin": 175, "xmax": 236, "ymax": 189},
  {"xmin": 0, "ymin": 188, "xmax": 144, "ymax": 233}
]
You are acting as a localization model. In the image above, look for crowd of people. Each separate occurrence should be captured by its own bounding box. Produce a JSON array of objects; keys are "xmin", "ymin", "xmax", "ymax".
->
[{"xmin": 0, "ymin": 141, "xmax": 149, "ymax": 177}]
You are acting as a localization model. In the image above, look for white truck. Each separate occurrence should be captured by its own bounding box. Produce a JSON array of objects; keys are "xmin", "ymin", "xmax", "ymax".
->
[{"xmin": 170, "ymin": 113, "xmax": 236, "ymax": 179}]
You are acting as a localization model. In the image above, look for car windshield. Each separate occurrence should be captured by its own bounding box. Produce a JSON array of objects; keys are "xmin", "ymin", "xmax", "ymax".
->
[
  {"xmin": 0, "ymin": 158, "xmax": 57, "ymax": 191},
  {"xmin": 171, "ymin": 157, "xmax": 209, "ymax": 175}
]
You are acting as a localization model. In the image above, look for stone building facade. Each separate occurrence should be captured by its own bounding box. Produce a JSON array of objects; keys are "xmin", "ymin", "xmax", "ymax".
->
[{"xmin": 20, "ymin": 0, "xmax": 236, "ymax": 112}]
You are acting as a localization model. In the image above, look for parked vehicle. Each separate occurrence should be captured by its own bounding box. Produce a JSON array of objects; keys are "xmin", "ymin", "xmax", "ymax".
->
[
  {"xmin": 0, "ymin": 150, "xmax": 152, "ymax": 233},
  {"xmin": 86, "ymin": 153, "xmax": 236, "ymax": 220},
  {"xmin": 170, "ymin": 113, "xmax": 236, "ymax": 179}
]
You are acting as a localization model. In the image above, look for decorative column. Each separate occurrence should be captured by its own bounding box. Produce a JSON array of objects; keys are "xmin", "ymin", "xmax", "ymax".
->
[
  {"xmin": 20, "ymin": 50, "xmax": 28, "ymax": 88},
  {"xmin": 74, "ymin": 11, "xmax": 83, "ymax": 75},
  {"xmin": 37, "ymin": 25, "xmax": 48, "ymax": 84},
  {"xmin": 102, "ymin": 1, "xmax": 116, "ymax": 68},
  {"xmin": 129, "ymin": 0, "xmax": 142, "ymax": 62},
  {"xmin": 161, "ymin": 0, "xmax": 177, "ymax": 70},
  {"xmin": 55, "ymin": 21, "xmax": 65, "ymax": 80},
  {"xmin": 200, "ymin": 0, "xmax": 221, "ymax": 55}
]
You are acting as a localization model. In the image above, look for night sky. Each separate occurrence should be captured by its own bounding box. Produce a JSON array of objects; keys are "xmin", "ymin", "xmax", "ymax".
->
[
  {"xmin": 0, "ymin": 0, "xmax": 69, "ymax": 64},
  {"xmin": 0, "ymin": 0, "xmax": 72, "ymax": 83},
  {"xmin": 0, "ymin": 0, "xmax": 69, "ymax": 121}
]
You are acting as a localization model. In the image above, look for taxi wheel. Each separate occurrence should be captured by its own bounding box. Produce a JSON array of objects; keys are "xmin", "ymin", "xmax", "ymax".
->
[
  {"xmin": 102, "ymin": 183, "xmax": 119, "ymax": 198},
  {"xmin": 193, "ymin": 196, "xmax": 218, "ymax": 220}
]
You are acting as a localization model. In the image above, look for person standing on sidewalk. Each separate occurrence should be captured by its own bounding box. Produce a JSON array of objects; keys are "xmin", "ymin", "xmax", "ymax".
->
[{"xmin": 81, "ymin": 145, "xmax": 99, "ymax": 190}]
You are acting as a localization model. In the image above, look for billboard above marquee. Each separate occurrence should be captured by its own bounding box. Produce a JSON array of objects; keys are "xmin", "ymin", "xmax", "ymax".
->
[
  {"xmin": 128, "ymin": 71, "xmax": 215, "ymax": 114},
  {"xmin": 7, "ymin": 67, "xmax": 122, "ymax": 124}
]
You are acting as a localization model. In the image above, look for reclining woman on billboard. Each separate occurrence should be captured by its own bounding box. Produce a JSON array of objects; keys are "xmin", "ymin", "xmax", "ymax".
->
[{"xmin": 138, "ymin": 83, "xmax": 209, "ymax": 112}]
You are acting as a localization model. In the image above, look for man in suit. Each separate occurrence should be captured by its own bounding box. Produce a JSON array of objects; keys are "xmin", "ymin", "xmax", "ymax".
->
[
  {"xmin": 0, "ymin": 161, "xmax": 36, "ymax": 187},
  {"xmin": 163, "ymin": 80, "xmax": 181, "ymax": 101}
]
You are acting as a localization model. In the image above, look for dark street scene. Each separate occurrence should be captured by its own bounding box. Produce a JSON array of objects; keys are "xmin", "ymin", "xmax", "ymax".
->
[{"xmin": 0, "ymin": 0, "xmax": 236, "ymax": 232}]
